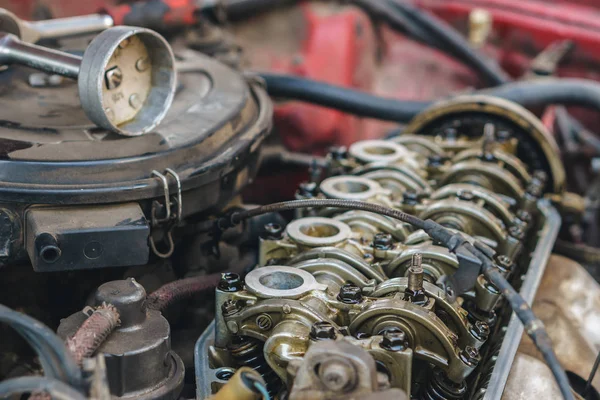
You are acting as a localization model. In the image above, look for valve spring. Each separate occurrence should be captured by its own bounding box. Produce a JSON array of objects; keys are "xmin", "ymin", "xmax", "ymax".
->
[
  {"xmin": 422, "ymin": 368, "xmax": 467, "ymax": 400},
  {"xmin": 229, "ymin": 336, "xmax": 282, "ymax": 397},
  {"xmin": 472, "ymin": 327, "xmax": 507, "ymax": 399}
]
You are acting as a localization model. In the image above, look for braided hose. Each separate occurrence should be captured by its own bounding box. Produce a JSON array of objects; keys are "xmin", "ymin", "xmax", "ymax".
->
[
  {"xmin": 65, "ymin": 303, "xmax": 120, "ymax": 367},
  {"xmin": 147, "ymin": 273, "xmax": 222, "ymax": 311}
]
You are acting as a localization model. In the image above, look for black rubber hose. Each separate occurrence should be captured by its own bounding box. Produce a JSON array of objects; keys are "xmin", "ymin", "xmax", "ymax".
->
[
  {"xmin": 207, "ymin": 199, "xmax": 574, "ymax": 399},
  {"xmin": 386, "ymin": 0, "xmax": 510, "ymax": 87},
  {"xmin": 259, "ymin": 73, "xmax": 600, "ymax": 122},
  {"xmin": 258, "ymin": 72, "xmax": 429, "ymax": 122},
  {"xmin": 0, "ymin": 304, "xmax": 81, "ymax": 387},
  {"xmin": 0, "ymin": 376, "xmax": 86, "ymax": 400}
]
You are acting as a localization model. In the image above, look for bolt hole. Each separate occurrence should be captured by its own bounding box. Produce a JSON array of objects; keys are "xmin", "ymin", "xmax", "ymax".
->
[{"xmin": 215, "ymin": 368, "xmax": 236, "ymax": 381}]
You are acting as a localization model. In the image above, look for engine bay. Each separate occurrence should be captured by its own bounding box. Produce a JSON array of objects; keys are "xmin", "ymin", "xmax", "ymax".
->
[{"xmin": 0, "ymin": 1, "xmax": 600, "ymax": 400}]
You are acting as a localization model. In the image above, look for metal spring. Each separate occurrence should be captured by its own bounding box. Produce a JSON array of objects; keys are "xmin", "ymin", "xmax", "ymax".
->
[
  {"xmin": 422, "ymin": 368, "xmax": 467, "ymax": 400},
  {"xmin": 471, "ymin": 326, "xmax": 507, "ymax": 399},
  {"xmin": 229, "ymin": 336, "xmax": 281, "ymax": 397}
]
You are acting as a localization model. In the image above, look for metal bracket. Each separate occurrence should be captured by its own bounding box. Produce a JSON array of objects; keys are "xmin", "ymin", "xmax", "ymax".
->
[{"xmin": 149, "ymin": 169, "xmax": 183, "ymax": 258}]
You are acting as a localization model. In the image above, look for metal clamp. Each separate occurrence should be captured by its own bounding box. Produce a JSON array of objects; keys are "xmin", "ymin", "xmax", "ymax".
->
[{"xmin": 149, "ymin": 169, "xmax": 183, "ymax": 259}]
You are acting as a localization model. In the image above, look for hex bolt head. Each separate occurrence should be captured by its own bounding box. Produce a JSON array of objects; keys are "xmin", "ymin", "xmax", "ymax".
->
[
  {"xmin": 381, "ymin": 328, "xmax": 407, "ymax": 352},
  {"xmin": 516, "ymin": 210, "xmax": 532, "ymax": 224},
  {"xmin": 495, "ymin": 255, "xmax": 513, "ymax": 272},
  {"xmin": 402, "ymin": 190, "xmax": 419, "ymax": 206},
  {"xmin": 298, "ymin": 181, "xmax": 318, "ymax": 198},
  {"xmin": 471, "ymin": 321, "xmax": 490, "ymax": 341},
  {"xmin": 460, "ymin": 346, "xmax": 480, "ymax": 366},
  {"xmin": 508, "ymin": 225, "xmax": 525, "ymax": 240},
  {"xmin": 310, "ymin": 321, "xmax": 336, "ymax": 340},
  {"xmin": 218, "ymin": 272, "xmax": 243, "ymax": 292},
  {"xmin": 337, "ymin": 283, "xmax": 363, "ymax": 304},
  {"xmin": 261, "ymin": 223, "xmax": 283, "ymax": 240},
  {"xmin": 373, "ymin": 232, "xmax": 393, "ymax": 250},
  {"xmin": 329, "ymin": 146, "xmax": 348, "ymax": 160},
  {"xmin": 318, "ymin": 359, "xmax": 356, "ymax": 392},
  {"xmin": 428, "ymin": 154, "xmax": 444, "ymax": 167}
]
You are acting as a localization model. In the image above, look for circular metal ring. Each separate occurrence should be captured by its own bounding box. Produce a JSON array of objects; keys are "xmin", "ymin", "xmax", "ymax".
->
[
  {"xmin": 245, "ymin": 266, "xmax": 321, "ymax": 299},
  {"xmin": 349, "ymin": 140, "xmax": 411, "ymax": 163},
  {"xmin": 286, "ymin": 217, "xmax": 352, "ymax": 247},
  {"xmin": 320, "ymin": 176, "xmax": 382, "ymax": 201}
]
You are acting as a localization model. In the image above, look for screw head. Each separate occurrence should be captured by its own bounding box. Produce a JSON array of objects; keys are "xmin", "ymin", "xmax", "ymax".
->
[
  {"xmin": 218, "ymin": 272, "xmax": 243, "ymax": 292},
  {"xmin": 381, "ymin": 328, "xmax": 407, "ymax": 351},
  {"xmin": 104, "ymin": 66, "xmax": 123, "ymax": 90},
  {"xmin": 310, "ymin": 321, "xmax": 336, "ymax": 340},
  {"xmin": 338, "ymin": 283, "xmax": 363, "ymax": 304},
  {"xmin": 373, "ymin": 233, "xmax": 393, "ymax": 250},
  {"xmin": 460, "ymin": 346, "xmax": 480, "ymax": 366},
  {"xmin": 495, "ymin": 255, "xmax": 513, "ymax": 272},
  {"xmin": 261, "ymin": 223, "xmax": 283, "ymax": 240}
]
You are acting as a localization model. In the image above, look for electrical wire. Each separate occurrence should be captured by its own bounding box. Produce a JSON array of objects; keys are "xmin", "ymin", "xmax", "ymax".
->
[
  {"xmin": 0, "ymin": 304, "xmax": 81, "ymax": 387},
  {"xmin": 0, "ymin": 376, "xmax": 86, "ymax": 400},
  {"xmin": 207, "ymin": 199, "xmax": 574, "ymax": 400}
]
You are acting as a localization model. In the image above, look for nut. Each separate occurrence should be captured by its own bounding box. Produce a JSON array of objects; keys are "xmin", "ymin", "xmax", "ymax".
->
[
  {"xmin": 373, "ymin": 233, "xmax": 393, "ymax": 250},
  {"xmin": 310, "ymin": 321, "xmax": 336, "ymax": 340},
  {"xmin": 460, "ymin": 346, "xmax": 480, "ymax": 366},
  {"xmin": 337, "ymin": 283, "xmax": 363, "ymax": 304},
  {"xmin": 218, "ymin": 272, "xmax": 243, "ymax": 292},
  {"xmin": 381, "ymin": 328, "xmax": 407, "ymax": 352},
  {"xmin": 471, "ymin": 321, "xmax": 490, "ymax": 341},
  {"xmin": 402, "ymin": 190, "xmax": 419, "ymax": 205},
  {"xmin": 221, "ymin": 299, "xmax": 242, "ymax": 317},
  {"xmin": 262, "ymin": 222, "xmax": 284, "ymax": 240}
]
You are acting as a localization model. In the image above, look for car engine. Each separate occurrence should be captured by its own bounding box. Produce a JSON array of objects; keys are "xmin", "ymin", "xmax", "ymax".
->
[{"xmin": 0, "ymin": 2, "xmax": 599, "ymax": 400}]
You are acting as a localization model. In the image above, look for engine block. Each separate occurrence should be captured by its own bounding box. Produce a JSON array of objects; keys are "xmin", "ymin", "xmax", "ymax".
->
[{"xmin": 196, "ymin": 129, "xmax": 561, "ymax": 399}]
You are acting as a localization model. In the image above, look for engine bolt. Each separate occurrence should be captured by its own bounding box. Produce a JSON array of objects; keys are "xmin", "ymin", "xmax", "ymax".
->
[
  {"xmin": 329, "ymin": 146, "xmax": 348, "ymax": 160},
  {"xmin": 428, "ymin": 154, "xmax": 445, "ymax": 167},
  {"xmin": 261, "ymin": 222, "xmax": 283, "ymax": 240},
  {"xmin": 310, "ymin": 321, "xmax": 336, "ymax": 341},
  {"xmin": 373, "ymin": 232, "xmax": 393, "ymax": 250},
  {"xmin": 460, "ymin": 346, "xmax": 480, "ymax": 366},
  {"xmin": 508, "ymin": 225, "xmax": 525, "ymax": 240},
  {"xmin": 381, "ymin": 328, "xmax": 407, "ymax": 352},
  {"xmin": 337, "ymin": 283, "xmax": 363, "ymax": 304},
  {"xmin": 495, "ymin": 255, "xmax": 513, "ymax": 272},
  {"xmin": 256, "ymin": 314, "xmax": 273, "ymax": 331},
  {"xmin": 221, "ymin": 299, "xmax": 242, "ymax": 317},
  {"xmin": 405, "ymin": 253, "xmax": 428, "ymax": 305},
  {"xmin": 298, "ymin": 181, "xmax": 318, "ymax": 198},
  {"xmin": 457, "ymin": 190, "xmax": 475, "ymax": 202},
  {"xmin": 516, "ymin": 210, "xmax": 532, "ymax": 224},
  {"xmin": 471, "ymin": 321, "xmax": 490, "ymax": 341},
  {"xmin": 402, "ymin": 190, "xmax": 419, "ymax": 206},
  {"xmin": 218, "ymin": 272, "xmax": 243, "ymax": 292}
]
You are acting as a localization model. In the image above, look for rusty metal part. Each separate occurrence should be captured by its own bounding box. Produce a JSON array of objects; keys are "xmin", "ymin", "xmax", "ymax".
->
[{"xmin": 287, "ymin": 339, "xmax": 409, "ymax": 400}]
